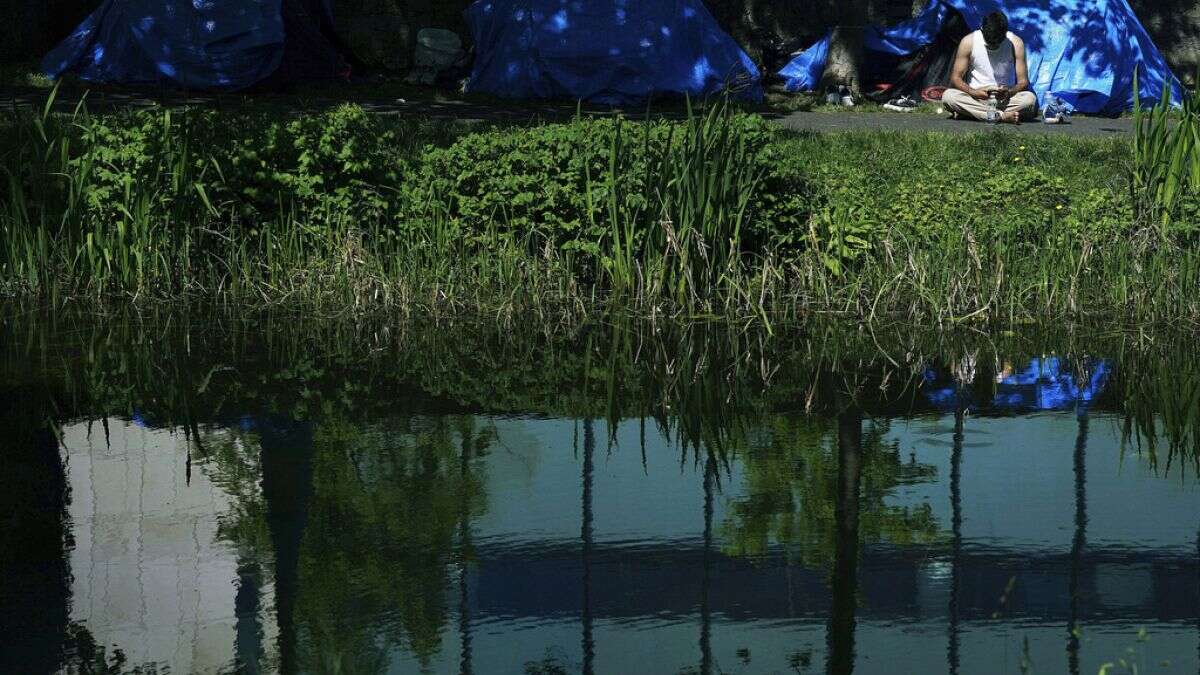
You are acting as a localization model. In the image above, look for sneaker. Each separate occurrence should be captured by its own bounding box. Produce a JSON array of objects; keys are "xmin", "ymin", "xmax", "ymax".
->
[
  {"xmin": 883, "ymin": 95, "xmax": 919, "ymax": 112},
  {"xmin": 1041, "ymin": 94, "xmax": 1073, "ymax": 124}
]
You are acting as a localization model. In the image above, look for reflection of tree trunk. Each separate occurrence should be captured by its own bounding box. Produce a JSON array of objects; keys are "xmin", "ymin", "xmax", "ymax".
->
[
  {"xmin": 259, "ymin": 420, "xmax": 316, "ymax": 675},
  {"xmin": 700, "ymin": 455, "xmax": 717, "ymax": 675},
  {"xmin": 459, "ymin": 429, "xmax": 474, "ymax": 675},
  {"xmin": 582, "ymin": 419, "xmax": 596, "ymax": 675},
  {"xmin": 948, "ymin": 408, "xmax": 964, "ymax": 675},
  {"xmin": 1068, "ymin": 413, "xmax": 1089, "ymax": 675},
  {"xmin": 235, "ymin": 557, "xmax": 265, "ymax": 674},
  {"xmin": 0, "ymin": 418, "xmax": 69, "ymax": 674},
  {"xmin": 827, "ymin": 407, "xmax": 863, "ymax": 675},
  {"xmin": 821, "ymin": 26, "xmax": 866, "ymax": 97}
]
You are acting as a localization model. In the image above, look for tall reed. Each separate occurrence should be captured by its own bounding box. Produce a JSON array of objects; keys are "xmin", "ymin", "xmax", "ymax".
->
[
  {"xmin": 584, "ymin": 97, "xmax": 762, "ymax": 311},
  {"xmin": 1132, "ymin": 68, "xmax": 1200, "ymax": 233}
]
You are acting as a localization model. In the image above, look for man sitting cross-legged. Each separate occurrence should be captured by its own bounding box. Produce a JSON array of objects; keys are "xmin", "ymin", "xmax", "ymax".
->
[{"xmin": 942, "ymin": 11, "xmax": 1037, "ymax": 123}]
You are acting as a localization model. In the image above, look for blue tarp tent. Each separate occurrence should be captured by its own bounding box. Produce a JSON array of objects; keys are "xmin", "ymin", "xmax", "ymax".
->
[
  {"xmin": 779, "ymin": 0, "xmax": 1182, "ymax": 115},
  {"xmin": 42, "ymin": 0, "xmax": 347, "ymax": 91},
  {"xmin": 922, "ymin": 357, "xmax": 1112, "ymax": 413},
  {"xmin": 464, "ymin": 0, "xmax": 762, "ymax": 104}
]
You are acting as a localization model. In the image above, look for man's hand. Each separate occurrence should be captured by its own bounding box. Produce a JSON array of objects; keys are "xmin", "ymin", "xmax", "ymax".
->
[{"xmin": 971, "ymin": 86, "xmax": 1009, "ymax": 102}]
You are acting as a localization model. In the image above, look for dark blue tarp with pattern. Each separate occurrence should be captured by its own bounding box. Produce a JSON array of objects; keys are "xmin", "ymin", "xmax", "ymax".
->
[
  {"xmin": 43, "ymin": 0, "xmax": 345, "ymax": 90},
  {"xmin": 779, "ymin": 0, "xmax": 1183, "ymax": 114},
  {"xmin": 465, "ymin": 0, "xmax": 761, "ymax": 104}
]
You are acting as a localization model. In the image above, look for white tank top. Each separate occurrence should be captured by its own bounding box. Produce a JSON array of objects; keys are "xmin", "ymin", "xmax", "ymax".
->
[{"xmin": 967, "ymin": 30, "xmax": 1017, "ymax": 89}]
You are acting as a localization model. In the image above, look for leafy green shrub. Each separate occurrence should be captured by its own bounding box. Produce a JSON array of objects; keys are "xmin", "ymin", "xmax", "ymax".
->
[
  {"xmin": 404, "ymin": 112, "xmax": 802, "ymax": 258},
  {"xmin": 222, "ymin": 104, "xmax": 411, "ymax": 220},
  {"xmin": 749, "ymin": 138, "xmax": 819, "ymax": 250},
  {"xmin": 404, "ymin": 117, "xmax": 622, "ymax": 251},
  {"xmin": 40, "ymin": 105, "xmax": 463, "ymax": 229}
]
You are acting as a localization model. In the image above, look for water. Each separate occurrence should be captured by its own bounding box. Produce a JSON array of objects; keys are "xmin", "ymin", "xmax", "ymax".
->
[{"xmin": 2, "ymin": 313, "xmax": 1198, "ymax": 674}]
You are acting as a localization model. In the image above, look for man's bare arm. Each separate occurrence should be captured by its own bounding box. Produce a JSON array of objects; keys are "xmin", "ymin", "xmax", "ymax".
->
[
  {"xmin": 1010, "ymin": 35, "xmax": 1030, "ymax": 94},
  {"xmin": 949, "ymin": 35, "xmax": 989, "ymax": 100}
]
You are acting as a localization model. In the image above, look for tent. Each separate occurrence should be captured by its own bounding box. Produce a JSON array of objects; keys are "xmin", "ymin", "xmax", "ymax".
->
[
  {"xmin": 922, "ymin": 357, "xmax": 1111, "ymax": 413},
  {"xmin": 464, "ymin": 0, "xmax": 762, "ymax": 104},
  {"xmin": 42, "ymin": 0, "xmax": 348, "ymax": 91},
  {"xmin": 779, "ymin": 0, "xmax": 1183, "ymax": 115}
]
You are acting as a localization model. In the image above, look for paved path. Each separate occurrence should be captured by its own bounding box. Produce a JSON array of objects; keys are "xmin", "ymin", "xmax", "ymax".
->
[
  {"xmin": 1, "ymin": 85, "xmax": 1134, "ymax": 136},
  {"xmin": 778, "ymin": 110, "xmax": 1133, "ymax": 136}
]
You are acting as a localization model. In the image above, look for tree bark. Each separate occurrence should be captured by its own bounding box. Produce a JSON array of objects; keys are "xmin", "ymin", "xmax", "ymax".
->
[{"xmin": 820, "ymin": 26, "xmax": 867, "ymax": 98}]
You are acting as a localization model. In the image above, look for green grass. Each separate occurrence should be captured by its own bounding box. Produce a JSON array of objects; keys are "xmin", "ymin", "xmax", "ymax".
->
[
  {"xmin": 1, "ymin": 86, "xmax": 1197, "ymax": 325},
  {"xmin": 0, "ymin": 60, "xmax": 53, "ymax": 90}
]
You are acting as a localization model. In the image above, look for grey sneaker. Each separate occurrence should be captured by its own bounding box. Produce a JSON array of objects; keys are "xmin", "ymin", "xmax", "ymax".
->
[{"xmin": 884, "ymin": 95, "xmax": 919, "ymax": 112}]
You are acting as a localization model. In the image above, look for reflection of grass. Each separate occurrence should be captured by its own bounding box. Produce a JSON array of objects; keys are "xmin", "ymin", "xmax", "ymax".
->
[{"xmin": 6, "ymin": 303, "xmax": 1200, "ymax": 476}]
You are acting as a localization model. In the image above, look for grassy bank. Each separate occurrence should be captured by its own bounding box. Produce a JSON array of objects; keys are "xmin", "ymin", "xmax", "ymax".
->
[{"xmin": 2, "ymin": 91, "xmax": 1198, "ymax": 324}]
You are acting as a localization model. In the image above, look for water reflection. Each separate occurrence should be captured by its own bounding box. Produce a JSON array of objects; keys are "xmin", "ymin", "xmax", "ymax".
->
[
  {"xmin": 827, "ymin": 408, "xmax": 863, "ymax": 675},
  {"xmin": 923, "ymin": 356, "xmax": 1112, "ymax": 414},
  {"xmin": 2, "ymin": 313, "xmax": 1199, "ymax": 674}
]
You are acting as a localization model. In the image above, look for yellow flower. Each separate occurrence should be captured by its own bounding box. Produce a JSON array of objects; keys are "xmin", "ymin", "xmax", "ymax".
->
[
  {"xmin": 1019, "ymin": 145, "xmax": 1026, "ymax": 151},
  {"xmin": 1056, "ymin": 204, "xmax": 1064, "ymax": 210}
]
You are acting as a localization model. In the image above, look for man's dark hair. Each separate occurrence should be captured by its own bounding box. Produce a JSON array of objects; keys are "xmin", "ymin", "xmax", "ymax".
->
[{"xmin": 982, "ymin": 12, "xmax": 1009, "ymax": 47}]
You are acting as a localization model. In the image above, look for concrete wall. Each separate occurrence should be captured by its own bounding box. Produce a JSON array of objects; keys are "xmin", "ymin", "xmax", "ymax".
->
[{"xmin": 62, "ymin": 420, "xmax": 276, "ymax": 672}]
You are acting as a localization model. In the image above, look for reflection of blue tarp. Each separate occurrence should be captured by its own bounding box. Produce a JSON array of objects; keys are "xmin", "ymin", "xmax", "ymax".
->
[
  {"xmin": 779, "ymin": 0, "xmax": 1182, "ymax": 114},
  {"xmin": 923, "ymin": 357, "xmax": 1111, "ymax": 413},
  {"xmin": 465, "ymin": 0, "xmax": 762, "ymax": 104},
  {"xmin": 43, "ymin": 0, "xmax": 345, "ymax": 91}
]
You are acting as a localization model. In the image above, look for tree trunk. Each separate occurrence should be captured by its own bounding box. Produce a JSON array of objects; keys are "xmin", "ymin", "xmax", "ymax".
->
[{"xmin": 820, "ymin": 26, "xmax": 867, "ymax": 98}]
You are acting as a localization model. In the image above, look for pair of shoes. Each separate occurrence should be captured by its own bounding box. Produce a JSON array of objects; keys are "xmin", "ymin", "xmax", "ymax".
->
[
  {"xmin": 883, "ymin": 95, "xmax": 920, "ymax": 112},
  {"xmin": 840, "ymin": 85, "xmax": 856, "ymax": 107},
  {"xmin": 826, "ymin": 85, "xmax": 856, "ymax": 107},
  {"xmin": 1041, "ymin": 94, "xmax": 1073, "ymax": 124}
]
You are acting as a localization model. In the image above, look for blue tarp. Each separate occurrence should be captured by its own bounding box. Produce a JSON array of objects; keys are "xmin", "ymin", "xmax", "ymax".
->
[
  {"xmin": 43, "ymin": 0, "xmax": 343, "ymax": 91},
  {"xmin": 779, "ymin": 0, "xmax": 1183, "ymax": 114},
  {"xmin": 464, "ymin": 0, "xmax": 762, "ymax": 104},
  {"xmin": 923, "ymin": 357, "xmax": 1112, "ymax": 413}
]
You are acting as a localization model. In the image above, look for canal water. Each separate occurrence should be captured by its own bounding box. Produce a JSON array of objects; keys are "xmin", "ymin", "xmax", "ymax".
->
[{"xmin": 2, "ymin": 313, "xmax": 1197, "ymax": 674}]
